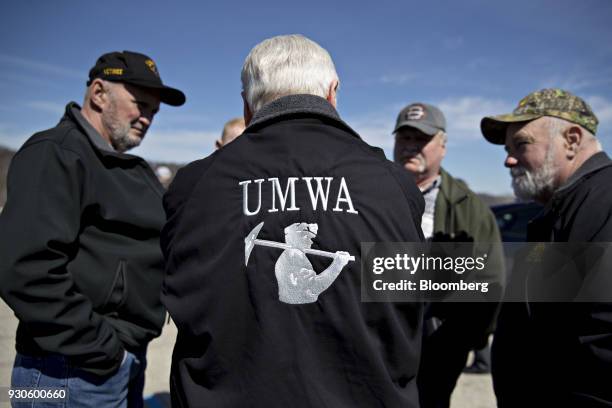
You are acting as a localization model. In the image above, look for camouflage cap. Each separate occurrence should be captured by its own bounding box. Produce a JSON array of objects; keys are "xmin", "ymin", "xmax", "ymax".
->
[{"xmin": 481, "ymin": 88, "xmax": 599, "ymax": 144}]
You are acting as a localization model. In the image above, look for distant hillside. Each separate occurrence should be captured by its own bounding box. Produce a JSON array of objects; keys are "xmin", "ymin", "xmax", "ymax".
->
[
  {"xmin": 0, "ymin": 144, "xmax": 183, "ymax": 208},
  {"xmin": 453, "ymin": 177, "xmax": 515, "ymax": 207},
  {"xmin": 476, "ymin": 193, "xmax": 515, "ymax": 207},
  {"xmin": 0, "ymin": 146, "xmax": 14, "ymax": 208},
  {"xmin": 0, "ymin": 144, "xmax": 516, "ymax": 209}
]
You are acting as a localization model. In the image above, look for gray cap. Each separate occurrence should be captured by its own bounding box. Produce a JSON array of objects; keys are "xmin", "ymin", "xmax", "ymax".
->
[{"xmin": 393, "ymin": 103, "xmax": 446, "ymax": 136}]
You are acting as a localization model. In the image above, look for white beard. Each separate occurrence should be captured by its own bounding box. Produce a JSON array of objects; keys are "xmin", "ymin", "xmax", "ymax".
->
[
  {"xmin": 511, "ymin": 144, "xmax": 557, "ymax": 201},
  {"xmin": 102, "ymin": 99, "xmax": 142, "ymax": 153},
  {"xmin": 403, "ymin": 154, "xmax": 427, "ymax": 175}
]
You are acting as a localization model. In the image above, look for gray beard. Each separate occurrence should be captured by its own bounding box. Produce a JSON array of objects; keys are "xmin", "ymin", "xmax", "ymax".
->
[
  {"xmin": 102, "ymin": 102, "xmax": 142, "ymax": 153},
  {"xmin": 510, "ymin": 144, "xmax": 557, "ymax": 201},
  {"xmin": 109, "ymin": 129, "xmax": 139, "ymax": 153}
]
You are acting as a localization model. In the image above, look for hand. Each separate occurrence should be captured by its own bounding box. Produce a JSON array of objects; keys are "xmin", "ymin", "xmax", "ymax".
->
[
  {"xmin": 334, "ymin": 251, "xmax": 351, "ymax": 268},
  {"xmin": 298, "ymin": 268, "xmax": 315, "ymax": 282}
]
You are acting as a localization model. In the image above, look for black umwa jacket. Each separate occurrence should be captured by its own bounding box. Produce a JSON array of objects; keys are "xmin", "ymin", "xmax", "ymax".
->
[
  {"xmin": 162, "ymin": 94, "xmax": 425, "ymax": 408},
  {"xmin": 0, "ymin": 103, "xmax": 166, "ymax": 376},
  {"xmin": 493, "ymin": 151, "xmax": 612, "ymax": 407}
]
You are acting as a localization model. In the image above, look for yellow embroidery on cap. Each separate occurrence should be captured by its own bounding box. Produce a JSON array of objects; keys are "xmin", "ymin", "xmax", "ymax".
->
[
  {"xmin": 145, "ymin": 59, "xmax": 158, "ymax": 75},
  {"xmin": 103, "ymin": 68, "xmax": 123, "ymax": 76}
]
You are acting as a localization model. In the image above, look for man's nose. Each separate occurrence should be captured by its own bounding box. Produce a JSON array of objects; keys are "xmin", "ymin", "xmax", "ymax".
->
[
  {"xmin": 504, "ymin": 155, "xmax": 518, "ymax": 168},
  {"xmin": 139, "ymin": 113, "xmax": 153, "ymax": 128}
]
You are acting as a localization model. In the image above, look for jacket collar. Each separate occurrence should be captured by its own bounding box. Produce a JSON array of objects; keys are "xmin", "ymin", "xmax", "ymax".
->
[
  {"xmin": 554, "ymin": 151, "xmax": 612, "ymax": 197},
  {"xmin": 246, "ymin": 94, "xmax": 361, "ymax": 139},
  {"xmin": 438, "ymin": 168, "xmax": 468, "ymax": 204},
  {"xmin": 64, "ymin": 102, "xmax": 142, "ymax": 161}
]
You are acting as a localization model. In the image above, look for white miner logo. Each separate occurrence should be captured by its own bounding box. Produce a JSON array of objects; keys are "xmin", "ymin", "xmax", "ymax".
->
[{"xmin": 244, "ymin": 222, "xmax": 355, "ymax": 304}]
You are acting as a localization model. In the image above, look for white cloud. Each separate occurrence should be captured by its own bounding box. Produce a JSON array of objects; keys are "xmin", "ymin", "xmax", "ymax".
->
[
  {"xmin": 0, "ymin": 123, "xmax": 219, "ymax": 164},
  {"xmin": 379, "ymin": 73, "xmax": 419, "ymax": 86},
  {"xmin": 540, "ymin": 71, "xmax": 612, "ymax": 93},
  {"xmin": 0, "ymin": 54, "xmax": 82, "ymax": 79},
  {"xmin": 153, "ymin": 111, "xmax": 213, "ymax": 128},
  {"xmin": 346, "ymin": 96, "xmax": 514, "ymax": 151},
  {"xmin": 25, "ymin": 101, "xmax": 65, "ymax": 116},
  {"xmin": 586, "ymin": 95, "xmax": 612, "ymax": 125},
  {"xmin": 437, "ymin": 96, "xmax": 514, "ymax": 142},
  {"xmin": 345, "ymin": 104, "xmax": 403, "ymax": 151},
  {"xmin": 0, "ymin": 126, "xmax": 32, "ymax": 150},
  {"xmin": 443, "ymin": 36, "xmax": 464, "ymax": 50},
  {"xmin": 131, "ymin": 129, "xmax": 219, "ymax": 163}
]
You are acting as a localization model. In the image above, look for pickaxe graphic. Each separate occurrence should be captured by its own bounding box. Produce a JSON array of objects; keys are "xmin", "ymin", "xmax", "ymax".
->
[{"xmin": 244, "ymin": 222, "xmax": 356, "ymax": 266}]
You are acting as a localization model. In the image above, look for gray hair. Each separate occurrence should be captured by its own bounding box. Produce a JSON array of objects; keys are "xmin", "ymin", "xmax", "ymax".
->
[
  {"xmin": 83, "ymin": 79, "xmax": 119, "ymax": 105},
  {"xmin": 241, "ymin": 34, "xmax": 339, "ymax": 114},
  {"xmin": 436, "ymin": 130, "xmax": 447, "ymax": 144},
  {"xmin": 544, "ymin": 116, "xmax": 601, "ymax": 151}
]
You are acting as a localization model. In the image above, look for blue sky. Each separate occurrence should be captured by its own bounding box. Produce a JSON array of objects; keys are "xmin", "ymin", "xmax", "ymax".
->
[{"xmin": 1, "ymin": 0, "xmax": 611, "ymax": 195}]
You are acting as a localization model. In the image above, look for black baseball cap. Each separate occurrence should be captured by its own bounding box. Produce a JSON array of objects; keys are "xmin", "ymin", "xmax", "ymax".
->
[{"xmin": 87, "ymin": 51, "xmax": 186, "ymax": 106}]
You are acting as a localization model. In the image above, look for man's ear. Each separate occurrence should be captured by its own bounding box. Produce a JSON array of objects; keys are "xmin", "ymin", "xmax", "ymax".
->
[
  {"xmin": 242, "ymin": 91, "xmax": 253, "ymax": 125},
  {"xmin": 88, "ymin": 79, "xmax": 110, "ymax": 111},
  {"xmin": 564, "ymin": 125, "xmax": 583, "ymax": 159},
  {"xmin": 326, "ymin": 79, "xmax": 339, "ymax": 108}
]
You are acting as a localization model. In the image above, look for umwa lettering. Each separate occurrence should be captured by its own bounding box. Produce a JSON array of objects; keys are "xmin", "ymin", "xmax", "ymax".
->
[{"xmin": 238, "ymin": 177, "xmax": 359, "ymax": 216}]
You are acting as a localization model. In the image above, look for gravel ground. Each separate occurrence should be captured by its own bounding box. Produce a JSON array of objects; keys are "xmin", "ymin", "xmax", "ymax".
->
[{"xmin": 1, "ymin": 301, "xmax": 496, "ymax": 407}]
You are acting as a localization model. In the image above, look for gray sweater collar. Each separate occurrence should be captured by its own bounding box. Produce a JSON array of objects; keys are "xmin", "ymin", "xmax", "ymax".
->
[
  {"xmin": 246, "ymin": 94, "xmax": 360, "ymax": 138},
  {"xmin": 66, "ymin": 102, "xmax": 141, "ymax": 160},
  {"xmin": 67, "ymin": 103, "xmax": 115, "ymax": 153}
]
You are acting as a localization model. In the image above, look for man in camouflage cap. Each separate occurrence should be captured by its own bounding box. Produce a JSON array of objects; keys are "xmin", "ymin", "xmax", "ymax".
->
[
  {"xmin": 482, "ymin": 88, "xmax": 598, "ymax": 143},
  {"xmin": 482, "ymin": 88, "xmax": 600, "ymax": 202},
  {"xmin": 481, "ymin": 89, "xmax": 612, "ymax": 407}
]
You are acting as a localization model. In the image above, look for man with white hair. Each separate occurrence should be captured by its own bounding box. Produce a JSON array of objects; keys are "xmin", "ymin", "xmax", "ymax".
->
[
  {"xmin": 482, "ymin": 88, "xmax": 612, "ymax": 407},
  {"xmin": 162, "ymin": 34, "xmax": 425, "ymax": 407}
]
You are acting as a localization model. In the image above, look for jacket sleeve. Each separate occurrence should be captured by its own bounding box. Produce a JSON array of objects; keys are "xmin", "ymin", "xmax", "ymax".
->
[
  {"xmin": 477, "ymin": 205, "xmax": 505, "ymax": 300},
  {"xmin": 567, "ymin": 187, "xmax": 612, "ymax": 404},
  {"xmin": 0, "ymin": 140, "xmax": 124, "ymax": 376},
  {"xmin": 473, "ymin": 205, "xmax": 505, "ymax": 337}
]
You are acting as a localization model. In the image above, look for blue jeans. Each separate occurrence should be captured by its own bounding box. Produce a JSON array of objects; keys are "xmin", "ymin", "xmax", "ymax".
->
[{"xmin": 11, "ymin": 350, "xmax": 147, "ymax": 408}]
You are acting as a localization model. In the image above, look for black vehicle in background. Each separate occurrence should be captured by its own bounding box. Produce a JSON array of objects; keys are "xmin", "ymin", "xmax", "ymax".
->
[
  {"xmin": 489, "ymin": 201, "xmax": 543, "ymax": 280},
  {"xmin": 491, "ymin": 201, "xmax": 543, "ymax": 242}
]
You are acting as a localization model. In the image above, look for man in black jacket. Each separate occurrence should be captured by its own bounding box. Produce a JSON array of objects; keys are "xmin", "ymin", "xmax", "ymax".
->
[
  {"xmin": 162, "ymin": 34, "xmax": 425, "ymax": 407},
  {"xmin": 0, "ymin": 51, "xmax": 185, "ymax": 407},
  {"xmin": 481, "ymin": 88, "xmax": 612, "ymax": 407}
]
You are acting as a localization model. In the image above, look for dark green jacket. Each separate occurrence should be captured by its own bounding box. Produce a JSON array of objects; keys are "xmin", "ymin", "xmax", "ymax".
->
[
  {"xmin": 435, "ymin": 168, "xmax": 500, "ymax": 244},
  {"xmin": 430, "ymin": 168, "xmax": 504, "ymax": 340}
]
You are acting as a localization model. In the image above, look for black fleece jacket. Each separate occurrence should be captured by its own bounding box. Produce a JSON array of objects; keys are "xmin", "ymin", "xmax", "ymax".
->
[
  {"xmin": 0, "ymin": 103, "xmax": 166, "ymax": 376},
  {"xmin": 162, "ymin": 95, "xmax": 425, "ymax": 408}
]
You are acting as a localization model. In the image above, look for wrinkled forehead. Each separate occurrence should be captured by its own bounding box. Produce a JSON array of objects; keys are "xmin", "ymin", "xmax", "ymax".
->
[{"xmin": 505, "ymin": 118, "xmax": 547, "ymax": 142}]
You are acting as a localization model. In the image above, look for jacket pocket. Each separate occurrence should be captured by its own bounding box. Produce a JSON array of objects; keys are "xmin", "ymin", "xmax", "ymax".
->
[{"xmin": 100, "ymin": 259, "xmax": 128, "ymax": 313}]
